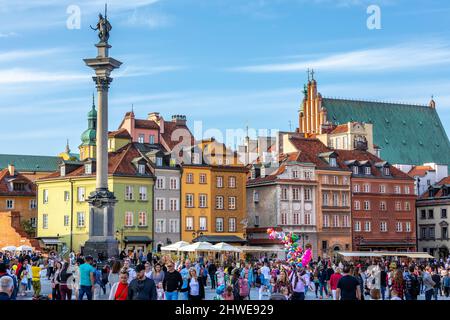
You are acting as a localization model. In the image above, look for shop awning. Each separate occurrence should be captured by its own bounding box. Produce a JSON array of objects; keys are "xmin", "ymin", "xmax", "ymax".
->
[
  {"xmin": 337, "ymin": 251, "xmax": 383, "ymax": 257},
  {"xmin": 123, "ymin": 236, "xmax": 152, "ymax": 244},
  {"xmin": 405, "ymin": 253, "xmax": 434, "ymax": 259},
  {"xmin": 192, "ymin": 235, "xmax": 247, "ymax": 244},
  {"xmin": 41, "ymin": 239, "xmax": 62, "ymax": 245}
]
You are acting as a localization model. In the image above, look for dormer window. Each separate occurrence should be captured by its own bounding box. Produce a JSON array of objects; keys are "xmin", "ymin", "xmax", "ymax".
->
[
  {"xmin": 85, "ymin": 163, "xmax": 92, "ymax": 175},
  {"xmin": 260, "ymin": 166, "xmax": 266, "ymax": 178},
  {"xmin": 329, "ymin": 157, "xmax": 337, "ymax": 167},
  {"xmin": 169, "ymin": 158, "xmax": 176, "ymax": 167},
  {"xmin": 250, "ymin": 168, "xmax": 256, "ymax": 180},
  {"xmin": 156, "ymin": 157, "xmax": 163, "ymax": 167},
  {"xmin": 353, "ymin": 166, "xmax": 359, "ymax": 175},
  {"xmin": 364, "ymin": 167, "xmax": 371, "ymax": 175},
  {"xmin": 138, "ymin": 134, "xmax": 145, "ymax": 143},
  {"xmin": 383, "ymin": 167, "xmax": 390, "ymax": 176},
  {"xmin": 60, "ymin": 166, "xmax": 66, "ymax": 177},
  {"xmin": 193, "ymin": 153, "xmax": 200, "ymax": 165},
  {"xmin": 138, "ymin": 164, "xmax": 146, "ymax": 174}
]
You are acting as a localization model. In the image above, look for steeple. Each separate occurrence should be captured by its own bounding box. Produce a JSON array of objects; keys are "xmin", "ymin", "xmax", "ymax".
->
[
  {"xmin": 65, "ymin": 139, "xmax": 71, "ymax": 154},
  {"xmin": 79, "ymin": 95, "xmax": 98, "ymax": 160},
  {"xmin": 429, "ymin": 95, "xmax": 436, "ymax": 109}
]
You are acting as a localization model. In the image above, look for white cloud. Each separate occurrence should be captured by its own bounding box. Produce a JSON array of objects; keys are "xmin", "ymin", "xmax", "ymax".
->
[
  {"xmin": 0, "ymin": 48, "xmax": 65, "ymax": 63},
  {"xmin": 230, "ymin": 41, "xmax": 450, "ymax": 73},
  {"xmin": 0, "ymin": 68, "xmax": 88, "ymax": 84},
  {"xmin": 0, "ymin": 32, "xmax": 17, "ymax": 38}
]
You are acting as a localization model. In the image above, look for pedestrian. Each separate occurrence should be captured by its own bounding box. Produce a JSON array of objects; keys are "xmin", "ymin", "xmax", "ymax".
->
[
  {"xmin": 404, "ymin": 265, "xmax": 420, "ymax": 300},
  {"xmin": 122, "ymin": 259, "xmax": 136, "ymax": 283},
  {"xmin": 31, "ymin": 260, "xmax": 42, "ymax": 299},
  {"xmin": 239, "ymin": 270, "xmax": 251, "ymax": 300},
  {"xmin": 273, "ymin": 269, "xmax": 292, "ymax": 298},
  {"xmin": 163, "ymin": 261, "xmax": 182, "ymax": 300},
  {"xmin": 92, "ymin": 263, "xmax": 103, "ymax": 300},
  {"xmin": 187, "ymin": 267, "xmax": 205, "ymax": 300},
  {"xmin": 289, "ymin": 266, "xmax": 306, "ymax": 300},
  {"xmin": 108, "ymin": 260, "xmax": 122, "ymax": 288},
  {"xmin": 380, "ymin": 263, "xmax": 387, "ymax": 300},
  {"xmin": 128, "ymin": 264, "xmax": 157, "ymax": 300},
  {"xmin": 150, "ymin": 263, "xmax": 165, "ymax": 287},
  {"xmin": 51, "ymin": 261, "xmax": 62, "ymax": 300},
  {"xmin": 0, "ymin": 276, "xmax": 14, "ymax": 300},
  {"xmin": 208, "ymin": 260, "xmax": 217, "ymax": 290},
  {"xmin": 58, "ymin": 261, "xmax": 73, "ymax": 300},
  {"xmin": 443, "ymin": 269, "xmax": 450, "ymax": 297},
  {"xmin": 391, "ymin": 269, "xmax": 405, "ymax": 300},
  {"xmin": 0, "ymin": 263, "xmax": 17, "ymax": 300},
  {"xmin": 78, "ymin": 256, "xmax": 96, "ymax": 301},
  {"xmin": 222, "ymin": 285, "xmax": 234, "ymax": 300},
  {"xmin": 431, "ymin": 267, "xmax": 441, "ymax": 300},
  {"xmin": 144, "ymin": 261, "xmax": 152, "ymax": 279},
  {"xmin": 336, "ymin": 264, "xmax": 361, "ymax": 301},
  {"xmin": 421, "ymin": 266, "xmax": 436, "ymax": 301},
  {"xmin": 18, "ymin": 259, "xmax": 30, "ymax": 297},
  {"xmin": 329, "ymin": 267, "xmax": 342, "ymax": 300},
  {"xmin": 109, "ymin": 269, "xmax": 129, "ymax": 300},
  {"xmin": 318, "ymin": 266, "xmax": 328, "ymax": 299}
]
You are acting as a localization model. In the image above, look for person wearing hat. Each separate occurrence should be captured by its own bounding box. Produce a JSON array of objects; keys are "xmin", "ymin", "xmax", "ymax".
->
[{"xmin": 128, "ymin": 264, "xmax": 157, "ymax": 300}]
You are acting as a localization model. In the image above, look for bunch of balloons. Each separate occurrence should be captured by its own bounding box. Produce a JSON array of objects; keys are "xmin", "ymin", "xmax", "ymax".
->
[{"xmin": 267, "ymin": 228, "xmax": 313, "ymax": 267}]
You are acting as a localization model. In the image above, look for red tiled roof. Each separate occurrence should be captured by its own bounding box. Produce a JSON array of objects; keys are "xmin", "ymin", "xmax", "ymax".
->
[
  {"xmin": 0, "ymin": 168, "xmax": 36, "ymax": 196},
  {"xmin": 408, "ymin": 165, "xmax": 433, "ymax": 178},
  {"xmin": 331, "ymin": 124, "xmax": 348, "ymax": 134},
  {"xmin": 160, "ymin": 121, "xmax": 194, "ymax": 150},
  {"xmin": 135, "ymin": 119, "xmax": 160, "ymax": 130},
  {"xmin": 108, "ymin": 128, "xmax": 132, "ymax": 139},
  {"xmin": 419, "ymin": 176, "xmax": 450, "ymax": 199},
  {"xmin": 40, "ymin": 144, "xmax": 149, "ymax": 180}
]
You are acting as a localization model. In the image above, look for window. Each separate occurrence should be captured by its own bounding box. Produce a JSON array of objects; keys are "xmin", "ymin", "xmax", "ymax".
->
[
  {"xmin": 77, "ymin": 187, "xmax": 85, "ymax": 202},
  {"xmin": 293, "ymin": 212, "xmax": 300, "ymax": 225},
  {"xmin": 442, "ymin": 209, "xmax": 447, "ymax": 219},
  {"xmin": 199, "ymin": 194, "xmax": 207, "ymax": 208},
  {"xmin": 156, "ymin": 177, "xmax": 165, "ymax": 189},
  {"xmin": 156, "ymin": 157, "xmax": 163, "ymax": 167},
  {"xmin": 421, "ymin": 227, "xmax": 427, "ymax": 239},
  {"xmin": 394, "ymin": 186, "xmax": 401, "ymax": 194},
  {"xmin": 322, "ymin": 193, "xmax": 329, "ymax": 206},
  {"xmin": 323, "ymin": 175, "xmax": 329, "ymax": 184},
  {"xmin": 384, "ymin": 167, "xmax": 390, "ymax": 176},
  {"xmin": 442, "ymin": 226, "xmax": 448, "ymax": 239},
  {"xmin": 364, "ymin": 221, "xmax": 371, "ymax": 232},
  {"xmin": 138, "ymin": 134, "xmax": 145, "ymax": 143},
  {"xmin": 253, "ymin": 190, "xmax": 259, "ymax": 203},
  {"xmin": 404, "ymin": 186, "xmax": 410, "ymax": 194},
  {"xmin": 193, "ymin": 153, "xmax": 201, "ymax": 164},
  {"xmin": 332, "ymin": 215, "xmax": 340, "ymax": 227},
  {"xmin": 6, "ymin": 199, "xmax": 14, "ymax": 209},
  {"xmin": 185, "ymin": 217, "xmax": 194, "ymax": 231},
  {"xmin": 169, "ymin": 177, "xmax": 178, "ymax": 190},
  {"xmin": 292, "ymin": 170, "xmax": 299, "ymax": 179},
  {"xmin": 428, "ymin": 209, "xmax": 434, "ymax": 219},
  {"xmin": 169, "ymin": 199, "xmax": 179, "ymax": 211},
  {"xmin": 380, "ymin": 221, "xmax": 387, "ymax": 232},
  {"xmin": 379, "ymin": 185, "xmax": 386, "ymax": 193},
  {"xmin": 429, "ymin": 227, "xmax": 435, "ymax": 239},
  {"xmin": 185, "ymin": 194, "xmax": 194, "ymax": 208},
  {"xmin": 138, "ymin": 212, "xmax": 147, "ymax": 226},
  {"xmin": 343, "ymin": 176, "xmax": 349, "ymax": 185},
  {"xmin": 342, "ymin": 193, "xmax": 348, "ymax": 206},
  {"xmin": 281, "ymin": 212, "xmax": 287, "ymax": 225},
  {"xmin": 30, "ymin": 217, "xmax": 37, "ymax": 228},
  {"xmin": 364, "ymin": 167, "xmax": 371, "ymax": 175},
  {"xmin": 354, "ymin": 200, "xmax": 360, "ymax": 210},
  {"xmin": 323, "ymin": 215, "xmax": 330, "ymax": 228},
  {"xmin": 30, "ymin": 199, "xmax": 37, "ymax": 209},
  {"xmin": 216, "ymin": 196, "xmax": 224, "ymax": 209},
  {"xmin": 329, "ymin": 158, "xmax": 337, "ymax": 167},
  {"xmin": 322, "ymin": 240, "xmax": 328, "ymax": 251},
  {"xmin": 228, "ymin": 176, "xmax": 236, "ymax": 188},
  {"xmin": 138, "ymin": 164, "xmax": 145, "ymax": 174},
  {"xmin": 216, "ymin": 176, "xmax": 223, "ymax": 188},
  {"xmin": 217, "ymin": 158, "xmax": 223, "ymax": 165},
  {"xmin": 305, "ymin": 188, "xmax": 312, "ymax": 201},
  {"xmin": 156, "ymin": 198, "xmax": 165, "ymax": 211},
  {"xmin": 333, "ymin": 176, "xmax": 339, "ymax": 185},
  {"xmin": 354, "ymin": 221, "xmax": 361, "ymax": 232},
  {"xmin": 404, "ymin": 202, "xmax": 411, "ymax": 211},
  {"xmin": 199, "ymin": 217, "xmax": 207, "ymax": 231},
  {"xmin": 228, "ymin": 196, "xmax": 236, "ymax": 210},
  {"xmin": 139, "ymin": 186, "xmax": 147, "ymax": 201},
  {"xmin": 406, "ymin": 222, "xmax": 411, "ymax": 233},
  {"xmin": 363, "ymin": 200, "xmax": 370, "ymax": 211},
  {"xmin": 229, "ymin": 218, "xmax": 236, "ymax": 232},
  {"xmin": 293, "ymin": 188, "xmax": 300, "ymax": 201},
  {"xmin": 343, "ymin": 215, "xmax": 350, "ymax": 227},
  {"xmin": 60, "ymin": 166, "xmax": 66, "ymax": 176},
  {"xmin": 305, "ymin": 170, "xmax": 313, "ymax": 180},
  {"xmin": 43, "ymin": 214, "xmax": 48, "ymax": 229},
  {"xmin": 186, "ymin": 173, "xmax": 194, "ymax": 184},
  {"xmin": 169, "ymin": 219, "xmax": 179, "ymax": 233},
  {"xmin": 43, "ymin": 189, "xmax": 49, "ymax": 203},
  {"xmin": 396, "ymin": 222, "xmax": 403, "ymax": 232},
  {"xmin": 125, "ymin": 212, "xmax": 133, "ymax": 227},
  {"xmin": 353, "ymin": 166, "xmax": 359, "ymax": 175},
  {"xmin": 421, "ymin": 210, "xmax": 426, "ymax": 219},
  {"xmin": 155, "ymin": 219, "xmax": 166, "ymax": 233},
  {"xmin": 353, "ymin": 184, "xmax": 360, "ymax": 193},
  {"xmin": 199, "ymin": 174, "xmax": 207, "ymax": 184},
  {"xmin": 281, "ymin": 187, "xmax": 289, "ymax": 200},
  {"xmin": 64, "ymin": 215, "xmax": 69, "ymax": 227},
  {"xmin": 380, "ymin": 201, "xmax": 387, "ymax": 211},
  {"xmin": 77, "ymin": 212, "xmax": 85, "ymax": 227},
  {"xmin": 255, "ymin": 215, "xmax": 260, "ymax": 226},
  {"xmin": 64, "ymin": 191, "xmax": 70, "ymax": 202},
  {"xmin": 395, "ymin": 201, "xmax": 401, "ymax": 211},
  {"xmin": 124, "ymin": 186, "xmax": 134, "ymax": 200},
  {"xmin": 85, "ymin": 163, "xmax": 92, "ymax": 175},
  {"xmin": 149, "ymin": 135, "xmax": 155, "ymax": 144},
  {"xmin": 363, "ymin": 184, "xmax": 370, "ymax": 193},
  {"xmin": 216, "ymin": 218, "xmax": 224, "ymax": 232},
  {"xmin": 333, "ymin": 193, "xmax": 339, "ymax": 206}
]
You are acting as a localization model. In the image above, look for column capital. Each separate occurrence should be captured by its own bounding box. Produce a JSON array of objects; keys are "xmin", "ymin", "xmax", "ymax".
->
[{"xmin": 93, "ymin": 76, "xmax": 113, "ymax": 91}]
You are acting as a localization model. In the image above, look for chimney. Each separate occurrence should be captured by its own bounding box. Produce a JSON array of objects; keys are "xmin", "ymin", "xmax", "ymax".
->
[
  {"xmin": 8, "ymin": 163, "xmax": 15, "ymax": 176},
  {"xmin": 147, "ymin": 112, "xmax": 160, "ymax": 122},
  {"xmin": 172, "ymin": 115, "xmax": 187, "ymax": 126},
  {"xmin": 429, "ymin": 97, "xmax": 436, "ymax": 109}
]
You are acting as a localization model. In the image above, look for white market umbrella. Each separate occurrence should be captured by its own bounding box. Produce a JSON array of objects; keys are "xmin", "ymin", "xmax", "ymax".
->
[
  {"xmin": 212, "ymin": 242, "xmax": 242, "ymax": 253},
  {"xmin": 1, "ymin": 246, "xmax": 16, "ymax": 252},
  {"xmin": 179, "ymin": 242, "xmax": 215, "ymax": 252},
  {"xmin": 16, "ymin": 245, "xmax": 33, "ymax": 252},
  {"xmin": 160, "ymin": 241, "xmax": 190, "ymax": 252}
]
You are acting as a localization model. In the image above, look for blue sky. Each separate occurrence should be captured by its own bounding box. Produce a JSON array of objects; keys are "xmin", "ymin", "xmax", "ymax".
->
[{"xmin": 1, "ymin": 0, "xmax": 450, "ymax": 155}]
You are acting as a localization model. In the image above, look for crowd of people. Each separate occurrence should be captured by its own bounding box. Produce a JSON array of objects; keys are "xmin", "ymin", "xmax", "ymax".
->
[{"xmin": 1, "ymin": 249, "xmax": 450, "ymax": 301}]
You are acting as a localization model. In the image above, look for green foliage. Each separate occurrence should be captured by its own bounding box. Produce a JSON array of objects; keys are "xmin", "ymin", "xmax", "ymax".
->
[{"xmin": 20, "ymin": 220, "xmax": 36, "ymax": 237}]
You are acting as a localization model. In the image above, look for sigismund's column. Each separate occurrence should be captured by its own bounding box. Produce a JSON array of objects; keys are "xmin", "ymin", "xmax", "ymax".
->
[{"xmin": 82, "ymin": 8, "xmax": 122, "ymax": 260}]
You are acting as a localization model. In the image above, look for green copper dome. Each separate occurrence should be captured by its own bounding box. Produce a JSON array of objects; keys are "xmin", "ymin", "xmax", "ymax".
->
[{"xmin": 80, "ymin": 98, "xmax": 97, "ymax": 146}]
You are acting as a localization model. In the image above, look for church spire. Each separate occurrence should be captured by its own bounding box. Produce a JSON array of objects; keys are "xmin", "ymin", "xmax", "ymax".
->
[{"xmin": 65, "ymin": 139, "xmax": 71, "ymax": 154}]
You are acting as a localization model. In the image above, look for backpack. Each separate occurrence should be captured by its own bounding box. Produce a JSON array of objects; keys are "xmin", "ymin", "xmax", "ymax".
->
[
  {"xmin": 239, "ymin": 278, "xmax": 249, "ymax": 297},
  {"xmin": 410, "ymin": 275, "xmax": 420, "ymax": 296}
]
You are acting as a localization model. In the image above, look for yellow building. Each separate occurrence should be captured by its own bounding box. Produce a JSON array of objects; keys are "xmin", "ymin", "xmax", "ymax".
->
[{"xmin": 181, "ymin": 139, "xmax": 248, "ymax": 244}]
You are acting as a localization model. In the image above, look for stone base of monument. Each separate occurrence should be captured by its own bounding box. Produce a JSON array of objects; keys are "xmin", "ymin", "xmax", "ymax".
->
[{"xmin": 84, "ymin": 189, "xmax": 119, "ymax": 260}]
